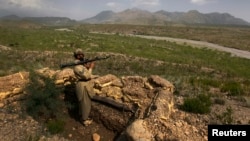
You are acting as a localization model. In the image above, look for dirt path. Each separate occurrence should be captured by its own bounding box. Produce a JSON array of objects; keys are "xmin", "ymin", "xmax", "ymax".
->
[{"xmin": 132, "ymin": 35, "xmax": 250, "ymax": 60}]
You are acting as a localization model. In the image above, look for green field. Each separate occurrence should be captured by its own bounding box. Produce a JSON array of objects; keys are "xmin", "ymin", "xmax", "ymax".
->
[{"xmin": 0, "ymin": 24, "xmax": 250, "ymax": 97}]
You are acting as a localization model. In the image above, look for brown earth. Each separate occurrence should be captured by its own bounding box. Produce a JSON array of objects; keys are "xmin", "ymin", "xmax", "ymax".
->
[{"xmin": 1, "ymin": 67, "xmax": 250, "ymax": 141}]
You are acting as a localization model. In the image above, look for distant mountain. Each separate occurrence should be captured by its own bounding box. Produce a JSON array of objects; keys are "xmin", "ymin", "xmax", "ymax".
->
[
  {"xmin": 1, "ymin": 9, "xmax": 249, "ymax": 26},
  {"xmin": 0, "ymin": 15, "xmax": 21, "ymax": 21},
  {"xmin": 0, "ymin": 15, "xmax": 77, "ymax": 26},
  {"xmin": 80, "ymin": 9, "xmax": 250, "ymax": 26},
  {"xmin": 0, "ymin": 9, "xmax": 13, "ymax": 17},
  {"xmin": 23, "ymin": 17, "xmax": 77, "ymax": 26},
  {"xmin": 83, "ymin": 10, "xmax": 115, "ymax": 23}
]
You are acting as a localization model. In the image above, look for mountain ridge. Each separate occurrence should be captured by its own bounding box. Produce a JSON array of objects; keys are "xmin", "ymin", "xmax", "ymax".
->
[
  {"xmin": 0, "ymin": 15, "xmax": 77, "ymax": 26},
  {"xmin": 1, "ymin": 9, "xmax": 249, "ymax": 26},
  {"xmin": 81, "ymin": 9, "xmax": 250, "ymax": 26}
]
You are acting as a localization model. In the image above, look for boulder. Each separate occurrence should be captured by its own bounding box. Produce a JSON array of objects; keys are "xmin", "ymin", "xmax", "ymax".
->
[
  {"xmin": 125, "ymin": 119, "xmax": 153, "ymax": 141},
  {"xmin": 148, "ymin": 75, "xmax": 175, "ymax": 93}
]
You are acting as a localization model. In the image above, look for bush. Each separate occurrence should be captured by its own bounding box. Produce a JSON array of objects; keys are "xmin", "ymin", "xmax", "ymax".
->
[
  {"xmin": 181, "ymin": 94, "xmax": 212, "ymax": 114},
  {"xmin": 46, "ymin": 119, "xmax": 65, "ymax": 134},
  {"xmin": 25, "ymin": 71, "xmax": 63, "ymax": 120},
  {"xmin": 220, "ymin": 81, "xmax": 244, "ymax": 96}
]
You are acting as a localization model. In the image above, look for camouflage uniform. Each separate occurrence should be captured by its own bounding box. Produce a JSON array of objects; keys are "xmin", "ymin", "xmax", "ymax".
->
[{"xmin": 73, "ymin": 53, "xmax": 95, "ymax": 122}]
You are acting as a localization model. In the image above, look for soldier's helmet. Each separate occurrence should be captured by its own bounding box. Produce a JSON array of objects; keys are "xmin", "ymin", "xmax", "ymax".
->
[{"xmin": 74, "ymin": 48, "xmax": 84, "ymax": 58}]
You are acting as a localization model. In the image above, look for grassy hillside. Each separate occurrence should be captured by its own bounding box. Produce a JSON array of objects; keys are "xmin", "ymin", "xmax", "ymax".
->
[
  {"xmin": 0, "ymin": 25, "xmax": 249, "ymax": 97},
  {"xmin": 77, "ymin": 24, "xmax": 250, "ymax": 52}
]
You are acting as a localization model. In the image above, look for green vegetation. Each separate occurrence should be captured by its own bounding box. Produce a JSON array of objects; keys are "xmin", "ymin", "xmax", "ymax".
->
[
  {"xmin": 77, "ymin": 24, "xmax": 250, "ymax": 52},
  {"xmin": 180, "ymin": 94, "xmax": 212, "ymax": 114},
  {"xmin": 46, "ymin": 119, "xmax": 65, "ymax": 134},
  {"xmin": 24, "ymin": 71, "xmax": 66, "ymax": 134},
  {"xmin": 220, "ymin": 81, "xmax": 244, "ymax": 96},
  {"xmin": 1, "ymin": 24, "xmax": 250, "ymax": 116},
  {"xmin": 24, "ymin": 71, "xmax": 64, "ymax": 120}
]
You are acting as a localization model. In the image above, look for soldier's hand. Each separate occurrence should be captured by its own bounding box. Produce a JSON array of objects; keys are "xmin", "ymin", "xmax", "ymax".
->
[{"xmin": 89, "ymin": 62, "xmax": 95, "ymax": 69}]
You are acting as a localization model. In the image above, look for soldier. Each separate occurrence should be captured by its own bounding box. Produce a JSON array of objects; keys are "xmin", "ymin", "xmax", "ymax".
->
[{"xmin": 73, "ymin": 48, "xmax": 97, "ymax": 126}]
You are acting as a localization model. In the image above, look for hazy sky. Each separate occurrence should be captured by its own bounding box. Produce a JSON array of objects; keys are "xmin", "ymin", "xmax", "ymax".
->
[{"xmin": 0, "ymin": 0, "xmax": 249, "ymax": 22}]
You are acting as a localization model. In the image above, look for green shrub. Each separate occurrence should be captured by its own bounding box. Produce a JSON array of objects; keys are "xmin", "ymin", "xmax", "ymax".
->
[
  {"xmin": 199, "ymin": 78, "xmax": 221, "ymax": 88},
  {"xmin": 220, "ymin": 81, "xmax": 244, "ymax": 96},
  {"xmin": 181, "ymin": 94, "xmax": 212, "ymax": 114},
  {"xmin": 46, "ymin": 119, "xmax": 65, "ymax": 134},
  {"xmin": 189, "ymin": 77, "xmax": 221, "ymax": 90},
  {"xmin": 25, "ymin": 71, "xmax": 63, "ymax": 120}
]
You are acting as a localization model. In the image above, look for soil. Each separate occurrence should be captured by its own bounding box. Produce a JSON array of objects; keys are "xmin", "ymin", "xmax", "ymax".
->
[
  {"xmin": 60, "ymin": 107, "xmax": 117, "ymax": 141},
  {"xmin": 57, "ymin": 84, "xmax": 125, "ymax": 141}
]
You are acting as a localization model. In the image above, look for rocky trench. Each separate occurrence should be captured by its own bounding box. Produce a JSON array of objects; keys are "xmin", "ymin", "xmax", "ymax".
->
[
  {"xmin": 56, "ymin": 68, "xmax": 176, "ymax": 141},
  {"xmin": 0, "ymin": 68, "xmax": 208, "ymax": 141}
]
